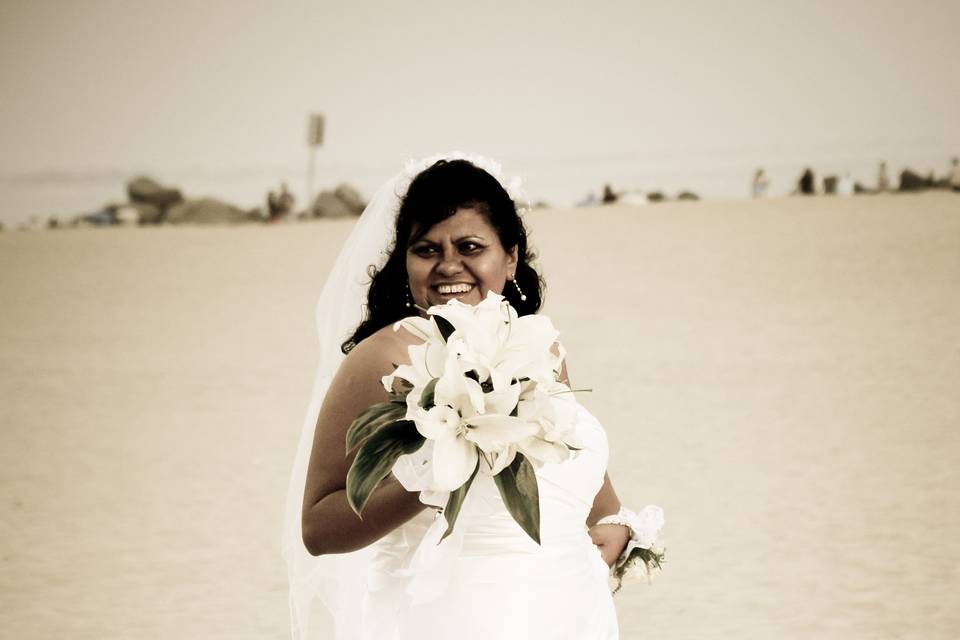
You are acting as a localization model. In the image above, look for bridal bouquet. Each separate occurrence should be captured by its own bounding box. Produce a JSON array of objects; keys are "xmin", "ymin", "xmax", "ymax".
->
[
  {"xmin": 345, "ymin": 291, "xmax": 579, "ymax": 543},
  {"xmin": 607, "ymin": 505, "xmax": 666, "ymax": 593}
]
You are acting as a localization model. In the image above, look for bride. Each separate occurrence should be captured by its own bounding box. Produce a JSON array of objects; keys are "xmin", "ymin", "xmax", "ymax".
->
[{"xmin": 283, "ymin": 154, "xmax": 654, "ymax": 639}]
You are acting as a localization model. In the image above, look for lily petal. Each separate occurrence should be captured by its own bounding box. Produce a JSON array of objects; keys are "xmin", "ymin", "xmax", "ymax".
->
[
  {"xmin": 518, "ymin": 436, "xmax": 572, "ymax": 466},
  {"xmin": 431, "ymin": 434, "xmax": 479, "ymax": 491},
  {"xmin": 412, "ymin": 404, "xmax": 457, "ymax": 440},
  {"xmin": 394, "ymin": 316, "xmax": 438, "ymax": 342},
  {"xmin": 483, "ymin": 445, "xmax": 518, "ymax": 476},
  {"xmin": 464, "ymin": 414, "xmax": 539, "ymax": 453}
]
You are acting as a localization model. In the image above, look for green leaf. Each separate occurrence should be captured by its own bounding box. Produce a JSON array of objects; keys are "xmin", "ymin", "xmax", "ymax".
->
[
  {"xmin": 493, "ymin": 453, "xmax": 541, "ymax": 544},
  {"xmin": 612, "ymin": 546, "xmax": 666, "ymax": 594},
  {"xmin": 390, "ymin": 377, "xmax": 414, "ymax": 396},
  {"xmin": 433, "ymin": 314, "xmax": 455, "ymax": 342},
  {"xmin": 346, "ymin": 420, "xmax": 424, "ymax": 516},
  {"xmin": 420, "ymin": 378, "xmax": 438, "ymax": 409},
  {"xmin": 345, "ymin": 399, "xmax": 407, "ymax": 452},
  {"xmin": 439, "ymin": 460, "xmax": 480, "ymax": 542}
]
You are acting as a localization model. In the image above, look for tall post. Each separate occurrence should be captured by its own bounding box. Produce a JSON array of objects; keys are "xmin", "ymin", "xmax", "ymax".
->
[
  {"xmin": 306, "ymin": 146, "xmax": 316, "ymax": 214},
  {"xmin": 306, "ymin": 113, "xmax": 324, "ymax": 216}
]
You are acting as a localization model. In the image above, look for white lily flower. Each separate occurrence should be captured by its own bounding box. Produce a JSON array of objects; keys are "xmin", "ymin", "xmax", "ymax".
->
[
  {"xmin": 432, "ymin": 296, "xmax": 513, "ymax": 388},
  {"xmin": 411, "ymin": 404, "xmax": 479, "ymax": 491},
  {"xmin": 381, "ymin": 339, "xmax": 445, "ymax": 394},
  {"xmin": 393, "ymin": 314, "xmax": 440, "ymax": 342},
  {"xmin": 481, "ymin": 380, "xmax": 522, "ymax": 417},
  {"xmin": 516, "ymin": 381, "xmax": 580, "ymax": 453},
  {"xmin": 498, "ymin": 314, "xmax": 561, "ymax": 385},
  {"xmin": 465, "ymin": 414, "xmax": 539, "ymax": 455},
  {"xmin": 384, "ymin": 292, "xmax": 579, "ymax": 491},
  {"xmin": 349, "ymin": 291, "xmax": 588, "ymax": 547},
  {"xmin": 433, "ymin": 358, "xmax": 484, "ymax": 415}
]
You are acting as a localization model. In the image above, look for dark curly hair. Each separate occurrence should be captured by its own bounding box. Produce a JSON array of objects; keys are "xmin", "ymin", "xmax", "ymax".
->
[{"xmin": 342, "ymin": 159, "xmax": 544, "ymax": 354}]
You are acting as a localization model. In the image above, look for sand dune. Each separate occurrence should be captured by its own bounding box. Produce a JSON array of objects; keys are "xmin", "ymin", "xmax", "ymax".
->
[{"xmin": 1, "ymin": 193, "xmax": 958, "ymax": 639}]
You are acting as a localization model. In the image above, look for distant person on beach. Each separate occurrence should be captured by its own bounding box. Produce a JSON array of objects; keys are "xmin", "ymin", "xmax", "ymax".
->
[
  {"xmin": 797, "ymin": 168, "xmax": 816, "ymax": 195},
  {"xmin": 602, "ymin": 184, "xmax": 618, "ymax": 204},
  {"xmin": 950, "ymin": 157, "xmax": 960, "ymax": 192},
  {"xmin": 267, "ymin": 190, "xmax": 282, "ymax": 220},
  {"xmin": 877, "ymin": 161, "xmax": 891, "ymax": 192},
  {"xmin": 267, "ymin": 182, "xmax": 296, "ymax": 221},
  {"xmin": 837, "ymin": 172, "xmax": 854, "ymax": 197},
  {"xmin": 752, "ymin": 168, "xmax": 770, "ymax": 198}
]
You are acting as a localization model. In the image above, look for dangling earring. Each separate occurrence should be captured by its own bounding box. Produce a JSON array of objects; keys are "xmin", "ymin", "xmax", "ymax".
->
[
  {"xmin": 511, "ymin": 277, "xmax": 527, "ymax": 302},
  {"xmin": 405, "ymin": 283, "xmax": 413, "ymax": 308}
]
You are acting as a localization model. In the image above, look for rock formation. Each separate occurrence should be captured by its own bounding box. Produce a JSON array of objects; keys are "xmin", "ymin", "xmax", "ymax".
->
[{"xmin": 166, "ymin": 198, "xmax": 262, "ymax": 225}]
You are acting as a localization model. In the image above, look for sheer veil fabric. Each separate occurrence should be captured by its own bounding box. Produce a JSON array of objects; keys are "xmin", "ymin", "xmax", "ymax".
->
[{"xmin": 282, "ymin": 153, "xmax": 527, "ymax": 640}]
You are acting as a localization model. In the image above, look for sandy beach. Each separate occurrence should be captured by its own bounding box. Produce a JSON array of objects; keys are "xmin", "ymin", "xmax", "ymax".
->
[{"xmin": 1, "ymin": 193, "xmax": 959, "ymax": 639}]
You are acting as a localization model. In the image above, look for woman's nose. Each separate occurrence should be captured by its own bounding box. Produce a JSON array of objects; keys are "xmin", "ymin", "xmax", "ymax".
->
[{"xmin": 436, "ymin": 252, "xmax": 464, "ymax": 276}]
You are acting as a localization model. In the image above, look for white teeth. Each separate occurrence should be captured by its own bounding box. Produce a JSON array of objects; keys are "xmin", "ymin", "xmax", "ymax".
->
[{"xmin": 437, "ymin": 283, "xmax": 473, "ymax": 294}]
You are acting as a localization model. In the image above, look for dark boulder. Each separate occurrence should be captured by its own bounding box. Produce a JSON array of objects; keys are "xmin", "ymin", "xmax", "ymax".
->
[
  {"xmin": 311, "ymin": 192, "xmax": 353, "ymax": 218},
  {"xmin": 334, "ymin": 184, "xmax": 366, "ymax": 214},
  {"xmin": 311, "ymin": 183, "xmax": 366, "ymax": 218},
  {"xmin": 898, "ymin": 169, "xmax": 935, "ymax": 192},
  {"xmin": 166, "ymin": 198, "xmax": 261, "ymax": 225},
  {"xmin": 127, "ymin": 176, "xmax": 184, "ymax": 212}
]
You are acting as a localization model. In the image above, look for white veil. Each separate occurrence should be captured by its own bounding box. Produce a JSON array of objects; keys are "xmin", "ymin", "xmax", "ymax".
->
[{"xmin": 282, "ymin": 152, "xmax": 526, "ymax": 640}]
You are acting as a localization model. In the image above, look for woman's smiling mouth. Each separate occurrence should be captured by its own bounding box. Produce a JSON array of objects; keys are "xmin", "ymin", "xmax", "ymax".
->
[{"xmin": 435, "ymin": 283, "xmax": 474, "ymax": 294}]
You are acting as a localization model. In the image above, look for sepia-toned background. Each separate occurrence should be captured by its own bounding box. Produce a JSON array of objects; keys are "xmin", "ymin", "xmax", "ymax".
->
[{"xmin": 2, "ymin": 1, "xmax": 959, "ymax": 639}]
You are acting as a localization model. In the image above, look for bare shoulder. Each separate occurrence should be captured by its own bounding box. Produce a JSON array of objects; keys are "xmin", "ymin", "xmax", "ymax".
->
[
  {"xmin": 311, "ymin": 323, "xmax": 422, "ymax": 462},
  {"xmin": 332, "ymin": 321, "xmax": 423, "ymax": 391},
  {"xmin": 348, "ymin": 322, "xmax": 421, "ymax": 368}
]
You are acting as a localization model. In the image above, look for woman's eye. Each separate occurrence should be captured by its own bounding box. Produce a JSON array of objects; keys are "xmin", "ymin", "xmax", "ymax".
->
[
  {"xmin": 459, "ymin": 242, "xmax": 483, "ymax": 254},
  {"xmin": 412, "ymin": 245, "xmax": 437, "ymax": 256}
]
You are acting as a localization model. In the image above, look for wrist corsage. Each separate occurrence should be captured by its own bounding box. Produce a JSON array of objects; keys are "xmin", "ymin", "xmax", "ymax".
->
[{"xmin": 596, "ymin": 505, "xmax": 665, "ymax": 593}]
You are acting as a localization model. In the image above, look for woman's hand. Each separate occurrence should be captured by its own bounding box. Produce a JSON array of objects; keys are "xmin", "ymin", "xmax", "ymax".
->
[
  {"xmin": 589, "ymin": 523, "xmax": 631, "ymax": 567},
  {"xmin": 587, "ymin": 472, "xmax": 629, "ymax": 566}
]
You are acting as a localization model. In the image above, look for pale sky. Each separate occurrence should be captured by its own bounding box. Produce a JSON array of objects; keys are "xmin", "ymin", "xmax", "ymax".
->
[{"xmin": 1, "ymin": 0, "xmax": 958, "ymax": 219}]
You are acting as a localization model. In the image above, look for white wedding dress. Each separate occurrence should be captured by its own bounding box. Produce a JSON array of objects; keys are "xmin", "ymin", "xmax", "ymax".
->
[{"xmin": 356, "ymin": 402, "xmax": 618, "ymax": 640}]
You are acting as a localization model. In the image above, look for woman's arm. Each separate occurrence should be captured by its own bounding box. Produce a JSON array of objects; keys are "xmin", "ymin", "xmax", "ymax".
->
[
  {"xmin": 301, "ymin": 331, "xmax": 428, "ymax": 556},
  {"xmin": 557, "ymin": 350, "xmax": 631, "ymax": 566},
  {"xmin": 588, "ymin": 473, "xmax": 631, "ymax": 566}
]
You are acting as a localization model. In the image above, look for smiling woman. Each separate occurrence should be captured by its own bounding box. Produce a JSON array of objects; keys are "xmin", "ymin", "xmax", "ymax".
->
[
  {"xmin": 285, "ymin": 155, "xmax": 648, "ymax": 640},
  {"xmin": 341, "ymin": 159, "xmax": 542, "ymax": 355},
  {"xmin": 406, "ymin": 208, "xmax": 517, "ymax": 308}
]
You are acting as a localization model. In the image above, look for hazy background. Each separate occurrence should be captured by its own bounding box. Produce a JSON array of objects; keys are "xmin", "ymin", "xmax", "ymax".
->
[
  {"xmin": 2, "ymin": 0, "xmax": 959, "ymax": 225},
  {"xmin": 2, "ymin": 2, "xmax": 960, "ymax": 639}
]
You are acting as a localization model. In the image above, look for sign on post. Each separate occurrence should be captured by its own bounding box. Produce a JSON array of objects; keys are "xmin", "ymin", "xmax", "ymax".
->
[{"xmin": 307, "ymin": 113, "xmax": 325, "ymax": 147}]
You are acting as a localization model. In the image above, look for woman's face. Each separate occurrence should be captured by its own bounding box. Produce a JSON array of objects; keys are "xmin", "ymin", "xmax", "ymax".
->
[{"xmin": 406, "ymin": 207, "xmax": 518, "ymax": 310}]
